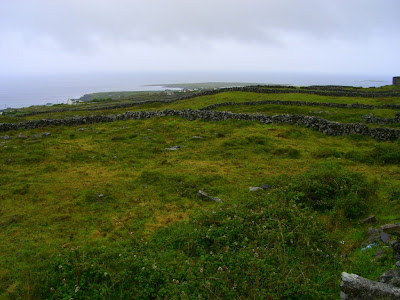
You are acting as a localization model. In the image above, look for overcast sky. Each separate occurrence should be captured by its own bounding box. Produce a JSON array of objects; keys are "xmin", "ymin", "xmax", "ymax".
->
[{"xmin": 0, "ymin": 0, "xmax": 399, "ymax": 76}]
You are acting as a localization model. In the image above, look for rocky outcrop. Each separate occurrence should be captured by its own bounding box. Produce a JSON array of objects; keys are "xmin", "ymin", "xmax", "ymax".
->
[
  {"xmin": 340, "ymin": 272, "xmax": 400, "ymax": 299},
  {"xmin": 1, "ymin": 109, "xmax": 400, "ymax": 141}
]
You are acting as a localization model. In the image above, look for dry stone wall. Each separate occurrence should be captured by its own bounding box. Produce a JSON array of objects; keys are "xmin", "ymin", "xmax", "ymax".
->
[
  {"xmin": 362, "ymin": 112, "xmax": 400, "ymax": 125},
  {"xmin": 1, "ymin": 109, "xmax": 399, "ymax": 141},
  {"xmin": 200, "ymin": 100, "xmax": 400, "ymax": 111}
]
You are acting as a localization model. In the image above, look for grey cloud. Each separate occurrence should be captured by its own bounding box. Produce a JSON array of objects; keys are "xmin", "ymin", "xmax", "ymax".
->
[{"xmin": 1, "ymin": 0, "xmax": 399, "ymax": 51}]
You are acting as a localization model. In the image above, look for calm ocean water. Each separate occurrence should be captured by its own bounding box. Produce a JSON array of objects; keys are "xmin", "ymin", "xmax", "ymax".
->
[{"xmin": 0, "ymin": 72, "xmax": 392, "ymax": 109}]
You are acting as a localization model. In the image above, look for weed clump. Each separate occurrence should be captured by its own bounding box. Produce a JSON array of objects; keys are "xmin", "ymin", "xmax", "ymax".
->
[{"xmin": 281, "ymin": 163, "xmax": 373, "ymax": 218}]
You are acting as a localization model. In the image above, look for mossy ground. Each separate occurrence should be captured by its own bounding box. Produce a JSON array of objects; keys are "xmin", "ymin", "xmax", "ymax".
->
[{"xmin": 1, "ymin": 86, "xmax": 400, "ymax": 299}]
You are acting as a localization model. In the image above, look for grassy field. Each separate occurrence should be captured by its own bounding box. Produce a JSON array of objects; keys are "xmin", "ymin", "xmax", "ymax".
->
[{"xmin": 1, "ymin": 86, "xmax": 400, "ymax": 299}]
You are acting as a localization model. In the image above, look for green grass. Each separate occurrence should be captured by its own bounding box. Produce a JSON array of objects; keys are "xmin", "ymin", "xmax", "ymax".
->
[{"xmin": 1, "ymin": 88, "xmax": 400, "ymax": 299}]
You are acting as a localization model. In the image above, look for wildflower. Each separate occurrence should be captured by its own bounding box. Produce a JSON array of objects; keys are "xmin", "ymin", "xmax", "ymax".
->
[
  {"xmin": 50, "ymin": 287, "xmax": 55, "ymax": 293},
  {"xmin": 142, "ymin": 267, "xmax": 145, "ymax": 270},
  {"xmin": 199, "ymin": 267, "xmax": 204, "ymax": 273},
  {"xmin": 217, "ymin": 266, "xmax": 223, "ymax": 272},
  {"xmin": 340, "ymin": 240, "xmax": 345, "ymax": 245},
  {"xmin": 75, "ymin": 286, "xmax": 79, "ymax": 293},
  {"xmin": 104, "ymin": 272, "xmax": 108, "ymax": 277},
  {"xmin": 152, "ymin": 264, "xmax": 157, "ymax": 270},
  {"xmin": 119, "ymin": 254, "xmax": 122, "ymax": 257},
  {"xmin": 172, "ymin": 279, "xmax": 179, "ymax": 284},
  {"xmin": 58, "ymin": 265, "xmax": 63, "ymax": 269}
]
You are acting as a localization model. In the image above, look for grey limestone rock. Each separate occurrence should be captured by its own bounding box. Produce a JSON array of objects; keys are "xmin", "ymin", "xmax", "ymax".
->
[
  {"xmin": 340, "ymin": 272, "xmax": 400, "ymax": 299},
  {"xmin": 361, "ymin": 215, "xmax": 377, "ymax": 224},
  {"xmin": 381, "ymin": 224, "xmax": 400, "ymax": 234},
  {"xmin": 17, "ymin": 133, "xmax": 28, "ymax": 139},
  {"xmin": 378, "ymin": 269, "xmax": 400, "ymax": 288},
  {"xmin": 197, "ymin": 190, "xmax": 222, "ymax": 203},
  {"xmin": 249, "ymin": 187, "xmax": 263, "ymax": 192},
  {"xmin": 165, "ymin": 145, "xmax": 184, "ymax": 151}
]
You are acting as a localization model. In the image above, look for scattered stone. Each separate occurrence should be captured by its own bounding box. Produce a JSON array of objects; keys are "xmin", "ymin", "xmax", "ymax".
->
[
  {"xmin": 249, "ymin": 187, "xmax": 263, "ymax": 192},
  {"xmin": 42, "ymin": 132, "xmax": 51, "ymax": 136},
  {"xmin": 361, "ymin": 215, "xmax": 377, "ymax": 224},
  {"xmin": 78, "ymin": 128, "xmax": 85, "ymax": 131},
  {"xmin": 378, "ymin": 269, "xmax": 400, "ymax": 288},
  {"xmin": 381, "ymin": 224, "xmax": 400, "ymax": 234},
  {"xmin": 381, "ymin": 231, "xmax": 391, "ymax": 243},
  {"xmin": 143, "ymin": 184, "xmax": 148, "ymax": 188},
  {"xmin": 17, "ymin": 133, "xmax": 28, "ymax": 139},
  {"xmin": 396, "ymin": 261, "xmax": 400, "ymax": 268},
  {"xmin": 165, "ymin": 145, "xmax": 184, "ymax": 151},
  {"xmin": 32, "ymin": 134, "xmax": 42, "ymax": 139},
  {"xmin": 97, "ymin": 194, "xmax": 103, "ymax": 198},
  {"xmin": 197, "ymin": 190, "xmax": 222, "ymax": 203},
  {"xmin": 141, "ymin": 137, "xmax": 152, "ymax": 140},
  {"xmin": 340, "ymin": 272, "xmax": 400, "ymax": 300},
  {"xmin": 0, "ymin": 135, "xmax": 10, "ymax": 140},
  {"xmin": 192, "ymin": 136, "xmax": 204, "ymax": 139}
]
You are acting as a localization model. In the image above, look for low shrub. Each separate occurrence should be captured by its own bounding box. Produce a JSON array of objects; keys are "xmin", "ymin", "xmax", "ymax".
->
[{"xmin": 281, "ymin": 163, "xmax": 373, "ymax": 218}]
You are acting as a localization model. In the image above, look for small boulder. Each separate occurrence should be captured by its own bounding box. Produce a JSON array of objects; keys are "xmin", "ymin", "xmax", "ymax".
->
[
  {"xmin": 42, "ymin": 132, "xmax": 51, "ymax": 136},
  {"xmin": 17, "ymin": 133, "xmax": 28, "ymax": 139},
  {"xmin": 165, "ymin": 145, "xmax": 184, "ymax": 151},
  {"xmin": 0, "ymin": 135, "xmax": 10, "ymax": 140},
  {"xmin": 381, "ymin": 224, "xmax": 400, "ymax": 234},
  {"xmin": 192, "ymin": 136, "xmax": 204, "ymax": 139},
  {"xmin": 197, "ymin": 190, "xmax": 222, "ymax": 203},
  {"xmin": 381, "ymin": 231, "xmax": 391, "ymax": 243},
  {"xmin": 249, "ymin": 187, "xmax": 263, "ymax": 192},
  {"xmin": 361, "ymin": 215, "xmax": 377, "ymax": 224}
]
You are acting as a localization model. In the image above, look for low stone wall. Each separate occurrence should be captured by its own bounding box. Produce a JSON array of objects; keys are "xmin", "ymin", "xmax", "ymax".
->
[
  {"xmin": 1, "ymin": 109, "xmax": 399, "ymax": 141},
  {"xmin": 200, "ymin": 100, "xmax": 400, "ymax": 111},
  {"xmin": 182, "ymin": 86, "xmax": 400, "ymax": 98},
  {"xmin": 362, "ymin": 112, "xmax": 400, "ymax": 125}
]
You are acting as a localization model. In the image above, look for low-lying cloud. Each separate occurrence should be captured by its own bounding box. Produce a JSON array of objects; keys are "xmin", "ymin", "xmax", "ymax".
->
[{"xmin": 0, "ymin": 0, "xmax": 399, "ymax": 74}]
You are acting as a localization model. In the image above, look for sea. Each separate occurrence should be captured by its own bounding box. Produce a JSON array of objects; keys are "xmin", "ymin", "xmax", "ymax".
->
[{"xmin": 0, "ymin": 72, "xmax": 392, "ymax": 109}]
